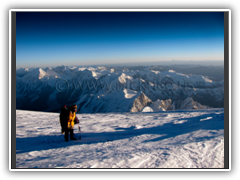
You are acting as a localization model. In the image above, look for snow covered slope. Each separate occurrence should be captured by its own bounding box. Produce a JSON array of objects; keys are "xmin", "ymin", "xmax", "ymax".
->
[{"xmin": 16, "ymin": 108, "xmax": 224, "ymax": 169}]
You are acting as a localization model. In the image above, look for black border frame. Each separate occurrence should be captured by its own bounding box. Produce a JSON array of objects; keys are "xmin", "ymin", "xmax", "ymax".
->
[{"xmin": 10, "ymin": 10, "xmax": 230, "ymax": 170}]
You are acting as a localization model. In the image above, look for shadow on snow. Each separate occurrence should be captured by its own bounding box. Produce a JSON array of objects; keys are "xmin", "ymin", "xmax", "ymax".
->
[{"xmin": 16, "ymin": 112, "xmax": 224, "ymax": 154}]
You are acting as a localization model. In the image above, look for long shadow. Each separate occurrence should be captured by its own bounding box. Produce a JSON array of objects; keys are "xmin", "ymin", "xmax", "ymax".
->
[
  {"xmin": 16, "ymin": 112, "xmax": 224, "ymax": 154},
  {"xmin": 143, "ymin": 112, "xmax": 224, "ymax": 143}
]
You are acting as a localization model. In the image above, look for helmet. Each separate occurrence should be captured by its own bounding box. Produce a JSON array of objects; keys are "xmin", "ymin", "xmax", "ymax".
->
[{"xmin": 71, "ymin": 104, "xmax": 77, "ymax": 112}]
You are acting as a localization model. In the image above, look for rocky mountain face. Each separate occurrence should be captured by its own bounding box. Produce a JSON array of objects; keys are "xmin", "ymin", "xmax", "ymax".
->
[
  {"xmin": 130, "ymin": 93, "xmax": 153, "ymax": 112},
  {"xmin": 16, "ymin": 65, "xmax": 224, "ymax": 113},
  {"xmin": 142, "ymin": 97, "xmax": 209, "ymax": 112}
]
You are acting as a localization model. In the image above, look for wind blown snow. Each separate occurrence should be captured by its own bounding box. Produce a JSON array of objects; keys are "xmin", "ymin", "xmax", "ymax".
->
[{"xmin": 16, "ymin": 109, "xmax": 224, "ymax": 169}]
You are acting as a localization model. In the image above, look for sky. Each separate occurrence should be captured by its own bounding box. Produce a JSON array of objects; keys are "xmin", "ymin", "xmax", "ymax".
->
[{"xmin": 16, "ymin": 11, "xmax": 224, "ymax": 69}]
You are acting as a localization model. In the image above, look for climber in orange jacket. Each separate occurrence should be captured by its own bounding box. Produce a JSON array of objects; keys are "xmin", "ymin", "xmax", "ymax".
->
[{"xmin": 67, "ymin": 104, "xmax": 79, "ymax": 141}]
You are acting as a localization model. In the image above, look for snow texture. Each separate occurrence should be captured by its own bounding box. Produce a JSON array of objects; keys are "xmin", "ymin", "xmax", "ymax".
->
[{"xmin": 16, "ymin": 108, "xmax": 224, "ymax": 169}]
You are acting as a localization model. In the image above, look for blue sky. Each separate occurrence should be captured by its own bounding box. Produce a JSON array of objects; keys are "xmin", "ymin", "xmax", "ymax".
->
[{"xmin": 16, "ymin": 12, "xmax": 224, "ymax": 68}]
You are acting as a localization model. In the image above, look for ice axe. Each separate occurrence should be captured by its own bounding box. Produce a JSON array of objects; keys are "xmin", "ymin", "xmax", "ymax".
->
[{"xmin": 78, "ymin": 125, "xmax": 81, "ymax": 140}]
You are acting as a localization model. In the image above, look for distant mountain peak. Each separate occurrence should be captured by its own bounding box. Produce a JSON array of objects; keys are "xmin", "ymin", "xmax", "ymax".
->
[{"xmin": 16, "ymin": 65, "xmax": 223, "ymax": 112}]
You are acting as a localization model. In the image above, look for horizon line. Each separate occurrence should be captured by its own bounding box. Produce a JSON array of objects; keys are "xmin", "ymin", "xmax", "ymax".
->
[{"xmin": 16, "ymin": 60, "xmax": 224, "ymax": 70}]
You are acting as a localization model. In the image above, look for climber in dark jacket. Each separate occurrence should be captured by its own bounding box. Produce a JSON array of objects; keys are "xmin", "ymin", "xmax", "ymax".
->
[
  {"xmin": 59, "ymin": 105, "xmax": 69, "ymax": 134},
  {"xmin": 60, "ymin": 104, "xmax": 79, "ymax": 141}
]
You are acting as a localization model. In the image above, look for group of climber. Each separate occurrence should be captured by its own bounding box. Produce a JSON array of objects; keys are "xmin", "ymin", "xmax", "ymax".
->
[{"xmin": 59, "ymin": 104, "xmax": 80, "ymax": 142}]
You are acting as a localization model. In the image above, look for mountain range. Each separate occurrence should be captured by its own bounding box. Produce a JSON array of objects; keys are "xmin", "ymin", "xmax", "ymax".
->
[{"xmin": 16, "ymin": 65, "xmax": 224, "ymax": 113}]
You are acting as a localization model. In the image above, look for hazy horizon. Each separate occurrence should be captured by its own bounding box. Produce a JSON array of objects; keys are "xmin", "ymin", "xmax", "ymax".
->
[{"xmin": 16, "ymin": 60, "xmax": 224, "ymax": 70}]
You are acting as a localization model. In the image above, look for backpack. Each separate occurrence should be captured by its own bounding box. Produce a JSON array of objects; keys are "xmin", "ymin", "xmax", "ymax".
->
[{"xmin": 74, "ymin": 116, "xmax": 79, "ymax": 124}]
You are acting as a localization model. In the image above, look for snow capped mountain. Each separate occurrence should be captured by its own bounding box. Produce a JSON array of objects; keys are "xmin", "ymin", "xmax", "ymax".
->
[
  {"xmin": 22, "ymin": 68, "xmax": 46, "ymax": 81},
  {"xmin": 174, "ymin": 97, "xmax": 210, "ymax": 110},
  {"xmin": 16, "ymin": 67, "xmax": 30, "ymax": 77},
  {"xmin": 141, "ymin": 97, "xmax": 209, "ymax": 113},
  {"xmin": 16, "ymin": 65, "xmax": 224, "ymax": 113},
  {"xmin": 150, "ymin": 99, "xmax": 174, "ymax": 111},
  {"xmin": 118, "ymin": 73, "xmax": 133, "ymax": 84},
  {"xmin": 52, "ymin": 65, "xmax": 73, "ymax": 75},
  {"xmin": 123, "ymin": 89, "xmax": 139, "ymax": 99},
  {"xmin": 44, "ymin": 67, "xmax": 59, "ymax": 78}
]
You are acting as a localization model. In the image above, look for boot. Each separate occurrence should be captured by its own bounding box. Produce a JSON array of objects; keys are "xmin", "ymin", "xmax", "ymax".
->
[
  {"xmin": 61, "ymin": 126, "xmax": 65, "ymax": 134},
  {"xmin": 70, "ymin": 129, "xmax": 77, "ymax": 140}
]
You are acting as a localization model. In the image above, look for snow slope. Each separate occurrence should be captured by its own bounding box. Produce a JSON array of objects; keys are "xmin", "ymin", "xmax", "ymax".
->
[{"xmin": 16, "ymin": 108, "xmax": 224, "ymax": 169}]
